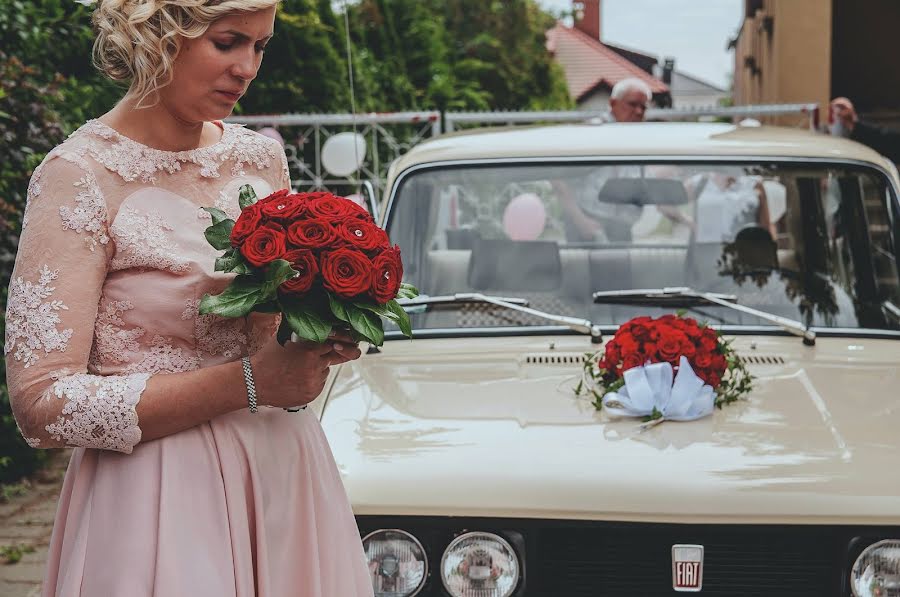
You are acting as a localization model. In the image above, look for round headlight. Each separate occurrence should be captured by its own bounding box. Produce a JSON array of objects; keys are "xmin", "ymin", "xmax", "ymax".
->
[
  {"xmin": 440, "ymin": 531, "xmax": 520, "ymax": 597},
  {"xmin": 362, "ymin": 529, "xmax": 428, "ymax": 597},
  {"xmin": 851, "ymin": 539, "xmax": 900, "ymax": 597}
]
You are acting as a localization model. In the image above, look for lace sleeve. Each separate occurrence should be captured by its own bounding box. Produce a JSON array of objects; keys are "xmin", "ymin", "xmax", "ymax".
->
[
  {"xmin": 5, "ymin": 151, "xmax": 149, "ymax": 453},
  {"xmin": 278, "ymin": 141, "xmax": 292, "ymax": 191}
]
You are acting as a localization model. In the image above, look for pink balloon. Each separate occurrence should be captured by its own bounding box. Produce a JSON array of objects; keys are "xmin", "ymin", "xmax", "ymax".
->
[
  {"xmin": 502, "ymin": 193, "xmax": 547, "ymax": 241},
  {"xmin": 258, "ymin": 127, "xmax": 285, "ymax": 148}
]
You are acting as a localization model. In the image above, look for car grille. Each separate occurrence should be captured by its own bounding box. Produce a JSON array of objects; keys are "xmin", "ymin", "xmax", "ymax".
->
[
  {"xmin": 534, "ymin": 525, "xmax": 840, "ymax": 596},
  {"xmin": 356, "ymin": 517, "xmax": 884, "ymax": 597}
]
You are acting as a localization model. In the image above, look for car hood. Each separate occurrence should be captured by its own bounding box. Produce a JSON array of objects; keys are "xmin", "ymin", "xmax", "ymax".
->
[{"xmin": 320, "ymin": 334, "xmax": 900, "ymax": 524}]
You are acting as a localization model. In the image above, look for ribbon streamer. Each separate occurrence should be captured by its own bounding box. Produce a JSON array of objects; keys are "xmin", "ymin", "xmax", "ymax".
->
[{"xmin": 602, "ymin": 356, "xmax": 715, "ymax": 423}]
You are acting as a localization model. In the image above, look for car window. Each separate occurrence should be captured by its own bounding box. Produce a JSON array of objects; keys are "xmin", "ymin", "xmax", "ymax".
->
[{"xmin": 385, "ymin": 162, "xmax": 900, "ymax": 333}]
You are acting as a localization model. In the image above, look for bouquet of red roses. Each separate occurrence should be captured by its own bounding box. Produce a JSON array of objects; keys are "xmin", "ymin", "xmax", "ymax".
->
[
  {"xmin": 577, "ymin": 313, "xmax": 752, "ymax": 416},
  {"xmin": 199, "ymin": 185, "xmax": 417, "ymax": 346}
]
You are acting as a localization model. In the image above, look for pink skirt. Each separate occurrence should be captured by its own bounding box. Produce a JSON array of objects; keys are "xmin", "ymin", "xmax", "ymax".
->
[{"xmin": 41, "ymin": 408, "xmax": 373, "ymax": 597}]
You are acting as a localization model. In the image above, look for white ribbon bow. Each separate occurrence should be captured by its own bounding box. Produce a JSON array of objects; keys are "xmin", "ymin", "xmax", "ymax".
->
[
  {"xmin": 601, "ymin": 356, "xmax": 716, "ymax": 424},
  {"xmin": 74, "ymin": 0, "xmax": 97, "ymax": 6}
]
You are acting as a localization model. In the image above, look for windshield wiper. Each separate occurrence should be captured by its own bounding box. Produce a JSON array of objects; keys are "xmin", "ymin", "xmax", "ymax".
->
[
  {"xmin": 592, "ymin": 286, "xmax": 816, "ymax": 346},
  {"xmin": 398, "ymin": 292, "xmax": 603, "ymax": 343}
]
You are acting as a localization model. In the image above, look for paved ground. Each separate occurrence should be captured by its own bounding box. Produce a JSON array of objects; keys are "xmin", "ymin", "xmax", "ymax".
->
[{"xmin": 0, "ymin": 450, "xmax": 69, "ymax": 597}]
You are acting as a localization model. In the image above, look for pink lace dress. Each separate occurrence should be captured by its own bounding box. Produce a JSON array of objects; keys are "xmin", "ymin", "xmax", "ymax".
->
[{"xmin": 4, "ymin": 121, "xmax": 373, "ymax": 597}]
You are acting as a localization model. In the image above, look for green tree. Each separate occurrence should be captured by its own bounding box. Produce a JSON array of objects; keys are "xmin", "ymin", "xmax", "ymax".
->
[
  {"xmin": 345, "ymin": 0, "xmax": 571, "ymax": 112},
  {"xmin": 239, "ymin": 0, "xmax": 351, "ymax": 114}
]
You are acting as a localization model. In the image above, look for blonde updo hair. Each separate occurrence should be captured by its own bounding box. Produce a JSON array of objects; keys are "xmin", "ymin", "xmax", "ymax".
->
[{"xmin": 93, "ymin": 0, "xmax": 278, "ymax": 106}]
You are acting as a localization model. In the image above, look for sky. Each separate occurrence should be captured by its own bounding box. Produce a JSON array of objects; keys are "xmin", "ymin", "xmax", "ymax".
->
[{"xmin": 536, "ymin": 0, "xmax": 742, "ymax": 89}]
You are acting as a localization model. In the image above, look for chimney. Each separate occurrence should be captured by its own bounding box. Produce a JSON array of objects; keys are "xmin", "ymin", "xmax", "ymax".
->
[
  {"xmin": 662, "ymin": 57, "xmax": 675, "ymax": 85},
  {"xmin": 574, "ymin": 1, "xmax": 601, "ymax": 41}
]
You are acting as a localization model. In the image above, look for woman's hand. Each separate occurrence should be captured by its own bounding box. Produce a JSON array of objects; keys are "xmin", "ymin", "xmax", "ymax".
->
[{"xmin": 250, "ymin": 331, "xmax": 362, "ymax": 408}]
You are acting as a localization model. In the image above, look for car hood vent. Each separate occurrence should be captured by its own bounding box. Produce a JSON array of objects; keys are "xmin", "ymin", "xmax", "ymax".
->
[
  {"xmin": 738, "ymin": 354, "xmax": 786, "ymax": 365},
  {"xmin": 522, "ymin": 353, "xmax": 783, "ymax": 366},
  {"xmin": 523, "ymin": 353, "xmax": 588, "ymax": 365}
]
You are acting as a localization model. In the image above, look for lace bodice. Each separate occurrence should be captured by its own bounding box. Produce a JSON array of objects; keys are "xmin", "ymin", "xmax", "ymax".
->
[{"xmin": 5, "ymin": 120, "xmax": 288, "ymax": 453}]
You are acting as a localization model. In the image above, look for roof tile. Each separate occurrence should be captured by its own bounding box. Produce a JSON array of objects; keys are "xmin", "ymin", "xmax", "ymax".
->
[{"xmin": 547, "ymin": 23, "xmax": 669, "ymax": 100}]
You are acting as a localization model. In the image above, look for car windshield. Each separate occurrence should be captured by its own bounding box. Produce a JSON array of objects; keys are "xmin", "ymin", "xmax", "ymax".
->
[{"xmin": 385, "ymin": 161, "xmax": 900, "ymax": 335}]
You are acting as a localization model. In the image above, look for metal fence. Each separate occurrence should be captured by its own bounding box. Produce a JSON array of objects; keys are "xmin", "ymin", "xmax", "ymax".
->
[
  {"xmin": 228, "ymin": 111, "xmax": 440, "ymax": 195},
  {"xmin": 231, "ymin": 104, "xmax": 820, "ymax": 193}
]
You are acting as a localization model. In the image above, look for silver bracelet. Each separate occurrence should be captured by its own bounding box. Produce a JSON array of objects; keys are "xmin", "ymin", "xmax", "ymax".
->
[{"xmin": 241, "ymin": 356, "xmax": 258, "ymax": 413}]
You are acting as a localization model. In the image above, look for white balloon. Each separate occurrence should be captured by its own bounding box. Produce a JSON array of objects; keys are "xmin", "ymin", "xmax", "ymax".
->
[{"xmin": 321, "ymin": 132, "xmax": 366, "ymax": 177}]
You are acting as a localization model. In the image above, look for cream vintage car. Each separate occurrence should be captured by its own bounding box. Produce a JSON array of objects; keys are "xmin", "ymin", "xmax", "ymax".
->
[{"xmin": 313, "ymin": 122, "xmax": 900, "ymax": 596}]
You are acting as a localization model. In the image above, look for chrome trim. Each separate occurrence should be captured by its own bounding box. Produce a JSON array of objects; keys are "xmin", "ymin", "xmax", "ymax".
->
[{"xmin": 359, "ymin": 179, "xmax": 380, "ymax": 222}]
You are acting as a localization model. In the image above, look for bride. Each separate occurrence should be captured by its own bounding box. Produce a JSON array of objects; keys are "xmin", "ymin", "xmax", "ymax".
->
[{"xmin": 5, "ymin": 1, "xmax": 373, "ymax": 595}]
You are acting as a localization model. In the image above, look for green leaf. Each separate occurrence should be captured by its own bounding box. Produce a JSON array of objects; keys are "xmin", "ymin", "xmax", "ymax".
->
[
  {"xmin": 327, "ymin": 292, "xmax": 352, "ymax": 323},
  {"xmin": 204, "ymin": 219, "xmax": 235, "ymax": 251},
  {"xmin": 396, "ymin": 282, "xmax": 419, "ymax": 300},
  {"xmin": 260, "ymin": 259, "xmax": 298, "ymax": 298},
  {"xmin": 386, "ymin": 299, "xmax": 412, "ymax": 337},
  {"xmin": 327, "ymin": 293, "xmax": 384, "ymax": 345},
  {"xmin": 279, "ymin": 294, "xmax": 332, "ymax": 343},
  {"xmin": 353, "ymin": 300, "xmax": 413, "ymax": 338},
  {"xmin": 213, "ymin": 248, "xmax": 252, "ymax": 274},
  {"xmin": 213, "ymin": 248, "xmax": 235, "ymax": 272},
  {"xmin": 198, "ymin": 277, "xmax": 265, "ymax": 318},
  {"xmin": 348, "ymin": 304, "xmax": 385, "ymax": 346},
  {"xmin": 353, "ymin": 300, "xmax": 398, "ymax": 321},
  {"xmin": 202, "ymin": 207, "xmax": 230, "ymax": 225},
  {"xmin": 238, "ymin": 184, "xmax": 258, "ymax": 210}
]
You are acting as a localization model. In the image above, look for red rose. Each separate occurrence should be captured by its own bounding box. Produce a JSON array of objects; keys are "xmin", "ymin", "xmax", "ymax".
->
[
  {"xmin": 710, "ymin": 353, "xmax": 727, "ymax": 374},
  {"xmin": 601, "ymin": 341, "xmax": 620, "ymax": 371},
  {"xmin": 230, "ymin": 204, "xmax": 263, "ymax": 247},
  {"xmin": 629, "ymin": 323, "xmax": 651, "ymax": 342},
  {"xmin": 699, "ymin": 330, "xmax": 719, "ymax": 352},
  {"xmin": 307, "ymin": 194, "xmax": 372, "ymax": 221},
  {"xmin": 622, "ymin": 353, "xmax": 644, "ymax": 371},
  {"xmin": 319, "ymin": 248, "xmax": 373, "ymax": 298},
  {"xmin": 370, "ymin": 246, "xmax": 403, "ymax": 304},
  {"xmin": 657, "ymin": 333, "xmax": 684, "ymax": 362},
  {"xmin": 261, "ymin": 189, "xmax": 291, "ymax": 203},
  {"xmin": 693, "ymin": 352, "xmax": 713, "ymax": 369},
  {"xmin": 240, "ymin": 226, "xmax": 287, "ymax": 267},
  {"xmin": 680, "ymin": 340, "xmax": 697, "ymax": 359},
  {"xmin": 616, "ymin": 333, "xmax": 639, "ymax": 356},
  {"xmin": 286, "ymin": 218, "xmax": 337, "ymax": 249},
  {"xmin": 280, "ymin": 249, "xmax": 319, "ymax": 295},
  {"xmin": 259, "ymin": 192, "xmax": 307, "ymax": 221},
  {"xmin": 336, "ymin": 219, "xmax": 390, "ymax": 252}
]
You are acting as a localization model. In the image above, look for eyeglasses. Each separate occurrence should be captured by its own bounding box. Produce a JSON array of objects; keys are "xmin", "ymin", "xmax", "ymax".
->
[{"xmin": 625, "ymin": 100, "xmax": 648, "ymax": 110}]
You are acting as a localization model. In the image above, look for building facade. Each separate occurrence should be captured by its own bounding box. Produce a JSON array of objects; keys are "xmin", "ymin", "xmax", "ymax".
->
[{"xmin": 731, "ymin": 0, "xmax": 900, "ymax": 127}]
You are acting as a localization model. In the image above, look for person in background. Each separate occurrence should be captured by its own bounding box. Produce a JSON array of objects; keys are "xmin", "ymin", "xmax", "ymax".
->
[
  {"xmin": 830, "ymin": 97, "xmax": 900, "ymax": 164},
  {"xmin": 596, "ymin": 78, "xmax": 653, "ymax": 123}
]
